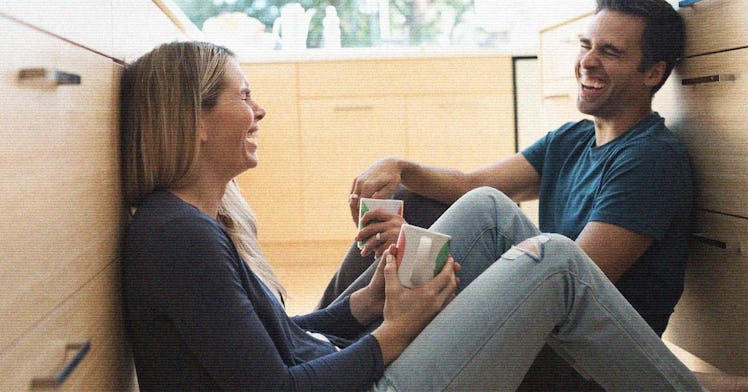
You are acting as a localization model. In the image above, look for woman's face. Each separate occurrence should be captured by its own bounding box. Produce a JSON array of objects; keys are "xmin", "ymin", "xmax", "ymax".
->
[{"xmin": 199, "ymin": 59, "xmax": 266, "ymax": 180}]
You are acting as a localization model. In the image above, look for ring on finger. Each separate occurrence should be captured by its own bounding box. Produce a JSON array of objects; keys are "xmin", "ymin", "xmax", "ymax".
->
[
  {"xmin": 376, "ymin": 232, "xmax": 381, "ymax": 242},
  {"xmin": 349, "ymin": 193, "xmax": 359, "ymax": 201}
]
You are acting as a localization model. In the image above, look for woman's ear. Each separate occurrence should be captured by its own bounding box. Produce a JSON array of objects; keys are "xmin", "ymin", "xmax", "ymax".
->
[
  {"xmin": 644, "ymin": 60, "xmax": 667, "ymax": 89},
  {"xmin": 197, "ymin": 113, "xmax": 210, "ymax": 143}
]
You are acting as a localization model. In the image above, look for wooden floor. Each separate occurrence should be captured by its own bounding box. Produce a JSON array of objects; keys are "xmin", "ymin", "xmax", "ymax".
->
[{"xmin": 261, "ymin": 240, "xmax": 353, "ymax": 315}]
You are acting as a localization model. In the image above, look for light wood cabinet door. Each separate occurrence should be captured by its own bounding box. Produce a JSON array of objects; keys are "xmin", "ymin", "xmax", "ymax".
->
[
  {"xmin": 0, "ymin": 17, "xmax": 122, "ymax": 352},
  {"xmin": 237, "ymin": 63, "xmax": 302, "ymax": 242},
  {"xmin": 657, "ymin": 48, "xmax": 748, "ymax": 219},
  {"xmin": 299, "ymin": 97, "xmax": 407, "ymax": 241},
  {"xmin": 298, "ymin": 57, "xmax": 512, "ymax": 98},
  {"xmin": 0, "ymin": 0, "xmax": 113, "ymax": 56},
  {"xmin": 679, "ymin": 0, "xmax": 748, "ymax": 57},
  {"xmin": 663, "ymin": 211, "xmax": 748, "ymax": 375},
  {"xmin": 0, "ymin": 263, "xmax": 135, "ymax": 391},
  {"xmin": 405, "ymin": 94, "xmax": 515, "ymax": 171}
]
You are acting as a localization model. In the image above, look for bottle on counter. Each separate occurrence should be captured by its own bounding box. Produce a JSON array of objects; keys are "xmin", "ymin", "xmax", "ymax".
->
[{"xmin": 322, "ymin": 6, "xmax": 341, "ymax": 49}]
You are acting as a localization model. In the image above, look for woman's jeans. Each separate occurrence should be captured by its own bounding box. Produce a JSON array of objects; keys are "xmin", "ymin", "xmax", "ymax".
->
[{"xmin": 339, "ymin": 187, "xmax": 702, "ymax": 391}]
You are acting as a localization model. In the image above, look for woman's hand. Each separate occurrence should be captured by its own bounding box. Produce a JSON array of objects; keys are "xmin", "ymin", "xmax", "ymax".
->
[
  {"xmin": 349, "ymin": 157, "xmax": 405, "ymax": 225},
  {"xmin": 355, "ymin": 209, "xmax": 406, "ymax": 258},
  {"xmin": 349, "ymin": 252, "xmax": 387, "ymax": 326},
  {"xmin": 371, "ymin": 250, "xmax": 460, "ymax": 365}
]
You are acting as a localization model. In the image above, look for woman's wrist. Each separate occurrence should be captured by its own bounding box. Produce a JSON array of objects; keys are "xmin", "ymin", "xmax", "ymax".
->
[
  {"xmin": 371, "ymin": 322, "xmax": 413, "ymax": 365},
  {"xmin": 349, "ymin": 287, "xmax": 383, "ymax": 326}
]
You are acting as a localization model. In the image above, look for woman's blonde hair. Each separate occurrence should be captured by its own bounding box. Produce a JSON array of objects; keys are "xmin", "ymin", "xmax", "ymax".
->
[{"xmin": 120, "ymin": 41, "xmax": 286, "ymax": 299}]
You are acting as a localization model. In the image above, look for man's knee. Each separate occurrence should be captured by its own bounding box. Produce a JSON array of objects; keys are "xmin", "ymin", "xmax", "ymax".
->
[{"xmin": 516, "ymin": 234, "xmax": 574, "ymax": 258}]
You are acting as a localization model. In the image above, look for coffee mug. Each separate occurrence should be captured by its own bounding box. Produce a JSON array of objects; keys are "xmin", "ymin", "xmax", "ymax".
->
[
  {"xmin": 395, "ymin": 224, "xmax": 451, "ymax": 288},
  {"xmin": 357, "ymin": 198, "xmax": 404, "ymax": 249}
]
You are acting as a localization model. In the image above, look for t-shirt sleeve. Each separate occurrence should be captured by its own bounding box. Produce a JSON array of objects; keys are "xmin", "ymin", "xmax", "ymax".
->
[
  {"xmin": 588, "ymin": 143, "xmax": 691, "ymax": 241},
  {"xmin": 521, "ymin": 132, "xmax": 550, "ymax": 175},
  {"xmin": 152, "ymin": 216, "xmax": 384, "ymax": 391}
]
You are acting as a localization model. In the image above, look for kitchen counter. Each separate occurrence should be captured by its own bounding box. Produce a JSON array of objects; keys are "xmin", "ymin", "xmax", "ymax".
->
[{"xmin": 236, "ymin": 46, "xmax": 533, "ymax": 64}]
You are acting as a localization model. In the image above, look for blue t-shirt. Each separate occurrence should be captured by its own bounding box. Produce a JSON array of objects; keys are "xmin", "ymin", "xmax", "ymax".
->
[
  {"xmin": 122, "ymin": 191, "xmax": 384, "ymax": 391},
  {"xmin": 522, "ymin": 113, "xmax": 693, "ymax": 335}
]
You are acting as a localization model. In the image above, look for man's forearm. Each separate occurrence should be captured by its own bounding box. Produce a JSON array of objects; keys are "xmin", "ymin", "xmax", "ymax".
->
[{"xmin": 399, "ymin": 160, "xmax": 475, "ymax": 204}]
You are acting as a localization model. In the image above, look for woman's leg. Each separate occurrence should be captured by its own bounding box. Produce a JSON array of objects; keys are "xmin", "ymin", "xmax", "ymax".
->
[{"xmin": 376, "ymin": 234, "xmax": 703, "ymax": 391}]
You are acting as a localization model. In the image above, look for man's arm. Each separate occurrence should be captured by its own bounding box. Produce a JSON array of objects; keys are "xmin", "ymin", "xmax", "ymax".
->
[
  {"xmin": 349, "ymin": 153, "xmax": 541, "ymax": 221},
  {"xmin": 576, "ymin": 221, "xmax": 653, "ymax": 282}
]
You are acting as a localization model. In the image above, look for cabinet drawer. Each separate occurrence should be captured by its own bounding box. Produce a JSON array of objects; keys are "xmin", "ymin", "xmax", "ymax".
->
[
  {"xmin": 665, "ymin": 211, "xmax": 748, "ymax": 375},
  {"xmin": 298, "ymin": 57, "xmax": 512, "ymax": 98},
  {"xmin": 113, "ymin": 0, "xmax": 186, "ymax": 62},
  {"xmin": 0, "ymin": 18, "xmax": 123, "ymax": 350},
  {"xmin": 539, "ymin": 13, "xmax": 592, "ymax": 83},
  {"xmin": 299, "ymin": 97, "xmax": 407, "ymax": 241},
  {"xmin": 406, "ymin": 94, "xmax": 515, "ymax": 171},
  {"xmin": 0, "ymin": 1, "xmax": 113, "ymax": 56},
  {"xmin": 0, "ymin": 263, "xmax": 135, "ymax": 391},
  {"xmin": 678, "ymin": 0, "xmax": 748, "ymax": 57},
  {"xmin": 657, "ymin": 48, "xmax": 748, "ymax": 218}
]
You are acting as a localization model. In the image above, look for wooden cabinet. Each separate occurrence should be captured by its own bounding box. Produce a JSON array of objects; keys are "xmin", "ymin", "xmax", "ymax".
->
[
  {"xmin": 238, "ymin": 56, "xmax": 515, "ymax": 244},
  {"xmin": 656, "ymin": 48, "xmax": 748, "ymax": 218},
  {"xmin": 664, "ymin": 212, "xmax": 748, "ymax": 375},
  {"xmin": 678, "ymin": 0, "xmax": 748, "ymax": 57},
  {"xmin": 0, "ymin": 1, "xmax": 187, "ymax": 389},
  {"xmin": 0, "ymin": 1, "xmax": 114, "ymax": 55}
]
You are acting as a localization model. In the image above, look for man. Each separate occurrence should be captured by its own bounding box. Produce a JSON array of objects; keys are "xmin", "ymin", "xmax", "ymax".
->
[{"xmin": 329, "ymin": 0, "xmax": 691, "ymax": 389}]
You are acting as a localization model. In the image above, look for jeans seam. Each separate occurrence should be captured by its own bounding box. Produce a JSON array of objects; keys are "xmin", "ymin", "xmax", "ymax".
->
[{"xmin": 458, "ymin": 224, "xmax": 515, "ymax": 264}]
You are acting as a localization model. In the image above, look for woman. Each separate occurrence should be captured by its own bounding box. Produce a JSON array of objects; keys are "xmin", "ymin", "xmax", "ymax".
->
[{"xmin": 120, "ymin": 41, "xmax": 703, "ymax": 391}]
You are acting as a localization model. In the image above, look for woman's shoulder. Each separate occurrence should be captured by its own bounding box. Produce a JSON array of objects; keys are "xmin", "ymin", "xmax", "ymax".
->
[{"xmin": 126, "ymin": 191, "xmax": 229, "ymax": 252}]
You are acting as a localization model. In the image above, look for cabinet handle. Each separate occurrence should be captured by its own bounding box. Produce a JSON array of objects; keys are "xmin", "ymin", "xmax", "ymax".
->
[
  {"xmin": 681, "ymin": 74, "xmax": 735, "ymax": 86},
  {"xmin": 692, "ymin": 233, "xmax": 744, "ymax": 254},
  {"xmin": 18, "ymin": 68, "xmax": 81, "ymax": 88},
  {"xmin": 333, "ymin": 105, "xmax": 373, "ymax": 112},
  {"xmin": 31, "ymin": 340, "xmax": 91, "ymax": 388},
  {"xmin": 678, "ymin": 0, "xmax": 703, "ymax": 6},
  {"xmin": 544, "ymin": 93, "xmax": 571, "ymax": 99}
]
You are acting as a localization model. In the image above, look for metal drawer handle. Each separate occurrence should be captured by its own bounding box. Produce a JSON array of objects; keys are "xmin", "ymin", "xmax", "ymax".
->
[
  {"xmin": 692, "ymin": 233, "xmax": 744, "ymax": 254},
  {"xmin": 681, "ymin": 74, "xmax": 735, "ymax": 86},
  {"xmin": 31, "ymin": 340, "xmax": 91, "ymax": 388},
  {"xmin": 544, "ymin": 93, "xmax": 572, "ymax": 99},
  {"xmin": 18, "ymin": 68, "xmax": 81, "ymax": 88},
  {"xmin": 333, "ymin": 105, "xmax": 373, "ymax": 112}
]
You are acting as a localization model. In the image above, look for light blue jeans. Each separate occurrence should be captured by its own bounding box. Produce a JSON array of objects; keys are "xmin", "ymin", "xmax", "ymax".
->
[{"xmin": 371, "ymin": 187, "xmax": 703, "ymax": 391}]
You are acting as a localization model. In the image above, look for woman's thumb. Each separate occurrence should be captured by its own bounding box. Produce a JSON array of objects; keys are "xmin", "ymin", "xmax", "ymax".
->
[{"xmin": 383, "ymin": 254, "xmax": 400, "ymax": 290}]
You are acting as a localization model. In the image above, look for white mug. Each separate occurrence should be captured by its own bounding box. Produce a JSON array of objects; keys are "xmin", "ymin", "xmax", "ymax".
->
[
  {"xmin": 357, "ymin": 198, "xmax": 404, "ymax": 249},
  {"xmin": 395, "ymin": 224, "xmax": 451, "ymax": 288}
]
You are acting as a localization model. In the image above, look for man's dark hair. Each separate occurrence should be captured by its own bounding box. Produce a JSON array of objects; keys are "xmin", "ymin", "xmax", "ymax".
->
[{"xmin": 596, "ymin": 0, "xmax": 686, "ymax": 93}]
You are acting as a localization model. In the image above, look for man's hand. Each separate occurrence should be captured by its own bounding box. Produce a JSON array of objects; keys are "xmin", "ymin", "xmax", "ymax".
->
[{"xmin": 349, "ymin": 157, "xmax": 404, "ymax": 224}]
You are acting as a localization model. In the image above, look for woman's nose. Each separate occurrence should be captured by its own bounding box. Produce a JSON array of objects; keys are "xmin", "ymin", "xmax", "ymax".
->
[{"xmin": 253, "ymin": 102, "xmax": 266, "ymax": 121}]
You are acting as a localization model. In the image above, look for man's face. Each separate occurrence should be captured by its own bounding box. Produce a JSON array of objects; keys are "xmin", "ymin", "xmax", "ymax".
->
[{"xmin": 575, "ymin": 10, "xmax": 657, "ymax": 119}]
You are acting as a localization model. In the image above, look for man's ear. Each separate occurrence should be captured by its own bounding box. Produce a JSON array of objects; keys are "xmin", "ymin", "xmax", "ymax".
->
[{"xmin": 644, "ymin": 60, "xmax": 668, "ymax": 89}]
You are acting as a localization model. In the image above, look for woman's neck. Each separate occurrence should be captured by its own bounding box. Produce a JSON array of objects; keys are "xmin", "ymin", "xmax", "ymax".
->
[{"xmin": 170, "ymin": 178, "xmax": 226, "ymax": 218}]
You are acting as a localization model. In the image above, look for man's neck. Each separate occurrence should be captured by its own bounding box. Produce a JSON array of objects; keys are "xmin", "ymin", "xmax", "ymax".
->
[{"xmin": 593, "ymin": 106, "xmax": 653, "ymax": 146}]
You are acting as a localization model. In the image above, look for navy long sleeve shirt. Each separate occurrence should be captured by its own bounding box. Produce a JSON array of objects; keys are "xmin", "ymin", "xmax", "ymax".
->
[{"xmin": 122, "ymin": 191, "xmax": 384, "ymax": 391}]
